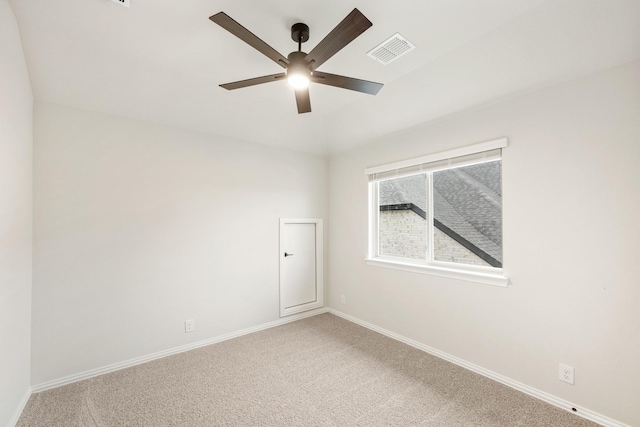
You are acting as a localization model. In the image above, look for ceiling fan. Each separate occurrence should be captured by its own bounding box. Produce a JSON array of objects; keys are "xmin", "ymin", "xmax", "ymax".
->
[{"xmin": 209, "ymin": 8, "xmax": 383, "ymax": 114}]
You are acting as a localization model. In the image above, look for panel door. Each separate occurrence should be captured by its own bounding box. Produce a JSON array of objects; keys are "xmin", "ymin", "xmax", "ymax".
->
[{"xmin": 280, "ymin": 219, "xmax": 323, "ymax": 317}]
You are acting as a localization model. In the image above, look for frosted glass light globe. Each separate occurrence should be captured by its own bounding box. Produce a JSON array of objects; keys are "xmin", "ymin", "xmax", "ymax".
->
[{"xmin": 287, "ymin": 73, "xmax": 310, "ymax": 89}]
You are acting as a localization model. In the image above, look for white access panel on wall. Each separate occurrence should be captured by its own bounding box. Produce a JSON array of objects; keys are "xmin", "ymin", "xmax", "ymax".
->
[{"xmin": 279, "ymin": 218, "xmax": 323, "ymax": 317}]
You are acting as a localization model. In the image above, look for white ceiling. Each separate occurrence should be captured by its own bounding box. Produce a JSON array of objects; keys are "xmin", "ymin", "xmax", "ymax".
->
[{"xmin": 9, "ymin": 0, "xmax": 640, "ymax": 155}]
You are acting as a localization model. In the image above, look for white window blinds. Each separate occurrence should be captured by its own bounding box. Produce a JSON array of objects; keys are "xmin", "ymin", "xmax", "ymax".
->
[{"xmin": 365, "ymin": 137, "xmax": 507, "ymax": 182}]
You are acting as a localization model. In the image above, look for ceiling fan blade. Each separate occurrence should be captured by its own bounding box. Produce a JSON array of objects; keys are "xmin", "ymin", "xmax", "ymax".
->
[
  {"xmin": 305, "ymin": 8, "xmax": 372, "ymax": 70},
  {"xmin": 210, "ymin": 12, "xmax": 289, "ymax": 69},
  {"xmin": 294, "ymin": 88, "xmax": 311, "ymax": 114},
  {"xmin": 220, "ymin": 73, "xmax": 286, "ymax": 90},
  {"xmin": 311, "ymin": 71, "xmax": 383, "ymax": 95}
]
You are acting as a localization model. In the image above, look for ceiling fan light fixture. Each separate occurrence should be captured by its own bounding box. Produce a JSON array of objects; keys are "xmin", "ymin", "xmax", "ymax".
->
[
  {"xmin": 287, "ymin": 72, "xmax": 310, "ymax": 89},
  {"xmin": 286, "ymin": 51, "xmax": 311, "ymax": 89}
]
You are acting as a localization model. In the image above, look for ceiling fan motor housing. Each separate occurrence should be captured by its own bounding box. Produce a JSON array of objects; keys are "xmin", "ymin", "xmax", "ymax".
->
[{"xmin": 286, "ymin": 51, "xmax": 312, "ymax": 81}]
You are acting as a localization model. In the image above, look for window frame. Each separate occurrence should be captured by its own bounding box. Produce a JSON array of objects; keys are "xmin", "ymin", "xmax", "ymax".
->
[{"xmin": 365, "ymin": 138, "xmax": 509, "ymax": 287}]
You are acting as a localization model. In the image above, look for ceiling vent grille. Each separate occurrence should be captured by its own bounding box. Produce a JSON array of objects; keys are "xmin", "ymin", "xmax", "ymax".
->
[
  {"xmin": 367, "ymin": 33, "xmax": 415, "ymax": 65},
  {"xmin": 108, "ymin": 0, "xmax": 130, "ymax": 7}
]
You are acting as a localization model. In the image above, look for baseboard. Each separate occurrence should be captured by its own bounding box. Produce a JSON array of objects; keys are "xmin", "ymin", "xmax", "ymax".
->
[
  {"xmin": 31, "ymin": 307, "xmax": 329, "ymax": 393},
  {"xmin": 26, "ymin": 306, "xmax": 629, "ymax": 427},
  {"xmin": 9, "ymin": 387, "xmax": 32, "ymax": 427},
  {"xmin": 328, "ymin": 308, "xmax": 629, "ymax": 427}
]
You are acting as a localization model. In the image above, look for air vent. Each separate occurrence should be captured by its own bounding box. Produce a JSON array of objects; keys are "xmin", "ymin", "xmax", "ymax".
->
[
  {"xmin": 108, "ymin": 0, "xmax": 130, "ymax": 7},
  {"xmin": 367, "ymin": 33, "xmax": 415, "ymax": 65}
]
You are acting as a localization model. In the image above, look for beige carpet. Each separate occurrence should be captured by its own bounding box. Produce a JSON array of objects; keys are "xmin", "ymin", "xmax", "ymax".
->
[{"xmin": 18, "ymin": 313, "xmax": 600, "ymax": 426}]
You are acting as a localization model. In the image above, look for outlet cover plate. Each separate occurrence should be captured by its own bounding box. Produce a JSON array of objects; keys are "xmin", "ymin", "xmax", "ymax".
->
[
  {"xmin": 185, "ymin": 319, "xmax": 195, "ymax": 333},
  {"xmin": 559, "ymin": 363, "xmax": 574, "ymax": 384}
]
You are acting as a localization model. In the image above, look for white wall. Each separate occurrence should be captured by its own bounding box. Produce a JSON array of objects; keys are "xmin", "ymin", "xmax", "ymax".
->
[
  {"xmin": 32, "ymin": 102, "xmax": 328, "ymax": 385},
  {"xmin": 0, "ymin": 0, "xmax": 33, "ymax": 425},
  {"xmin": 328, "ymin": 60, "xmax": 640, "ymax": 426}
]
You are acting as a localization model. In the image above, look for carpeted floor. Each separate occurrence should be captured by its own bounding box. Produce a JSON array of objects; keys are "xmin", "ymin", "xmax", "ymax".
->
[{"xmin": 18, "ymin": 313, "xmax": 600, "ymax": 426}]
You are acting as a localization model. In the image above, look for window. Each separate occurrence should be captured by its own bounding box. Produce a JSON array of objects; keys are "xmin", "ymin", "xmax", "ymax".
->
[{"xmin": 366, "ymin": 138, "xmax": 508, "ymax": 286}]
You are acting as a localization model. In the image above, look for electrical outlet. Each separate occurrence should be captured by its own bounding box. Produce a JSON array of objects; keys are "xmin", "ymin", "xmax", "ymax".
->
[
  {"xmin": 559, "ymin": 364, "xmax": 574, "ymax": 384},
  {"xmin": 185, "ymin": 319, "xmax": 195, "ymax": 333},
  {"xmin": 340, "ymin": 295, "xmax": 346, "ymax": 305}
]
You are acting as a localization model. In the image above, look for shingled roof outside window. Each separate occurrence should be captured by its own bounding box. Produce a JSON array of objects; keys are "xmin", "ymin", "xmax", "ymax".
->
[{"xmin": 378, "ymin": 161, "xmax": 502, "ymax": 267}]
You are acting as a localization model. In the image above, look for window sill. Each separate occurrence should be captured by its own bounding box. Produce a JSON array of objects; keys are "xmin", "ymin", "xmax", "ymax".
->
[{"xmin": 365, "ymin": 258, "xmax": 509, "ymax": 287}]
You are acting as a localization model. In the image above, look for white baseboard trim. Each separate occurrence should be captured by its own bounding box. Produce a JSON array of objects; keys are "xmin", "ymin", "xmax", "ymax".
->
[
  {"xmin": 31, "ymin": 307, "xmax": 329, "ymax": 393},
  {"xmin": 25, "ymin": 307, "xmax": 629, "ymax": 427},
  {"xmin": 328, "ymin": 308, "xmax": 629, "ymax": 427},
  {"xmin": 9, "ymin": 387, "xmax": 32, "ymax": 427}
]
